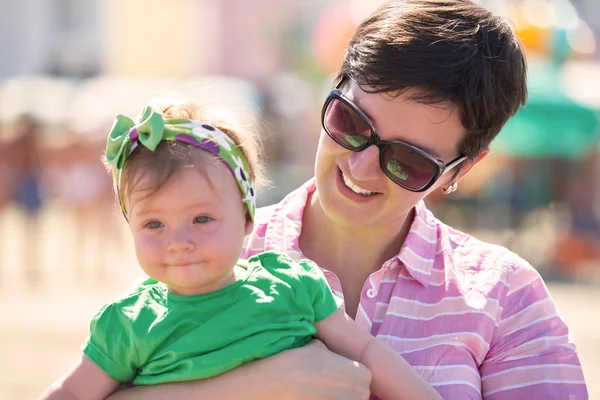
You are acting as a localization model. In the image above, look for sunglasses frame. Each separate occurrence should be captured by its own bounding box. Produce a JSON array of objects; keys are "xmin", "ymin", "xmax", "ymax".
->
[{"xmin": 321, "ymin": 78, "xmax": 467, "ymax": 192}]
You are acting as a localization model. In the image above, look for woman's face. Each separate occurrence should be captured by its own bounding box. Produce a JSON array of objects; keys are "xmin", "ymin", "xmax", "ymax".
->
[{"xmin": 314, "ymin": 80, "xmax": 467, "ymax": 228}]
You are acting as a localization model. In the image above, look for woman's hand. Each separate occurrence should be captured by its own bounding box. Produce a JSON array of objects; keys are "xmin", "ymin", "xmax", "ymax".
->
[
  {"xmin": 270, "ymin": 339, "xmax": 372, "ymax": 399},
  {"xmin": 107, "ymin": 339, "xmax": 371, "ymax": 400}
]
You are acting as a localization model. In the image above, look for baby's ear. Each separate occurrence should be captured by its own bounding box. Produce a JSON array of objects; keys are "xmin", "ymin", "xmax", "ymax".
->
[{"xmin": 244, "ymin": 215, "xmax": 254, "ymax": 236}]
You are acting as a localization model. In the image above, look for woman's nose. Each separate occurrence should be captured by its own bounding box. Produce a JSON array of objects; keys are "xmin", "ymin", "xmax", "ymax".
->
[{"xmin": 348, "ymin": 145, "xmax": 381, "ymax": 181}]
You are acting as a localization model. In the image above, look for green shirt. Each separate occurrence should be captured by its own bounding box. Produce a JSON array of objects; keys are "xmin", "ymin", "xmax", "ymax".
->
[{"xmin": 81, "ymin": 251, "xmax": 341, "ymax": 385}]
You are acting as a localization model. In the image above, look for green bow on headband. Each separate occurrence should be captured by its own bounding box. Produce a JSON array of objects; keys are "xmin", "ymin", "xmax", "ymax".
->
[{"xmin": 105, "ymin": 106, "xmax": 256, "ymax": 221}]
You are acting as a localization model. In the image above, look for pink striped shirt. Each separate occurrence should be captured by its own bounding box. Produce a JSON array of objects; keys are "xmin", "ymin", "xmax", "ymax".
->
[{"xmin": 242, "ymin": 179, "xmax": 588, "ymax": 399}]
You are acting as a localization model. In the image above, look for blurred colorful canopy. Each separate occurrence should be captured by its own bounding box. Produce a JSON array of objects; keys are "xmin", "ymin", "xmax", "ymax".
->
[{"xmin": 494, "ymin": 60, "xmax": 600, "ymax": 159}]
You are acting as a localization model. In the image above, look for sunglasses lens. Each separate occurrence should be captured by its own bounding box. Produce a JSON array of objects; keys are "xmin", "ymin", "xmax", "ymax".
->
[
  {"xmin": 381, "ymin": 145, "xmax": 438, "ymax": 190},
  {"xmin": 323, "ymin": 98, "xmax": 371, "ymax": 149}
]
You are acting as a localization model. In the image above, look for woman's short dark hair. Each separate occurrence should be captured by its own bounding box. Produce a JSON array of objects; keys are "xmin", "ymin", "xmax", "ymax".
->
[{"xmin": 337, "ymin": 0, "xmax": 528, "ymax": 160}]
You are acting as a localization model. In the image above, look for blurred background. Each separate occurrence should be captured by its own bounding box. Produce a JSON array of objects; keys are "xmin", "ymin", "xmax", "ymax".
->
[{"xmin": 0, "ymin": 0, "xmax": 599, "ymax": 398}]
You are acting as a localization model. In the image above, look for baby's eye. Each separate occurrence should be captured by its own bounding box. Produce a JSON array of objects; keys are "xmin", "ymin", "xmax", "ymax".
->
[
  {"xmin": 194, "ymin": 216, "xmax": 212, "ymax": 224},
  {"xmin": 145, "ymin": 220, "xmax": 164, "ymax": 229}
]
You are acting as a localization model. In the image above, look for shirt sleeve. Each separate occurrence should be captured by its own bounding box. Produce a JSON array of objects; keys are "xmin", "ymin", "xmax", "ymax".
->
[
  {"xmin": 480, "ymin": 256, "xmax": 588, "ymax": 399},
  {"xmin": 298, "ymin": 258, "xmax": 343, "ymax": 322},
  {"xmin": 81, "ymin": 302, "xmax": 139, "ymax": 382}
]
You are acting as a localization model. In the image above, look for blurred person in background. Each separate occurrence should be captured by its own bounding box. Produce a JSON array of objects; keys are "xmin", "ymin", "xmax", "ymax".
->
[
  {"xmin": 551, "ymin": 150, "xmax": 600, "ymax": 276},
  {"xmin": 105, "ymin": 0, "xmax": 587, "ymax": 399},
  {"xmin": 0, "ymin": 114, "xmax": 44, "ymax": 283},
  {"xmin": 42, "ymin": 130, "xmax": 119, "ymax": 278}
]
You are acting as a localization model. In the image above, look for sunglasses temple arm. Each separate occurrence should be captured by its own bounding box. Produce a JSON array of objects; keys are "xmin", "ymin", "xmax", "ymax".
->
[{"xmin": 441, "ymin": 155, "xmax": 468, "ymax": 175}]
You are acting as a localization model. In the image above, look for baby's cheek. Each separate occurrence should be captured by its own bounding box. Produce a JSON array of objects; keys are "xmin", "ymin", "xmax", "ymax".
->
[
  {"xmin": 133, "ymin": 235, "xmax": 164, "ymax": 265},
  {"xmin": 210, "ymin": 229, "xmax": 246, "ymax": 266}
]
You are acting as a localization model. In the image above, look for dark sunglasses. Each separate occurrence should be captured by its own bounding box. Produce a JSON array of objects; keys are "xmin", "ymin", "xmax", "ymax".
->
[{"xmin": 321, "ymin": 79, "xmax": 467, "ymax": 192}]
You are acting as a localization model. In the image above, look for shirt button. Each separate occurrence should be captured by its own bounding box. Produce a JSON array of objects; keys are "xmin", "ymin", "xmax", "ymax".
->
[{"xmin": 366, "ymin": 288, "xmax": 377, "ymax": 298}]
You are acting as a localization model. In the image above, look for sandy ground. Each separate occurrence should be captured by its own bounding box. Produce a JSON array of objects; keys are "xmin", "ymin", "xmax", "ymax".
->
[{"xmin": 0, "ymin": 206, "xmax": 598, "ymax": 399}]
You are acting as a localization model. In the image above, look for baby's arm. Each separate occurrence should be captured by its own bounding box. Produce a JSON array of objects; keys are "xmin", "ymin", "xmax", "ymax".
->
[
  {"xmin": 315, "ymin": 309, "xmax": 442, "ymax": 400},
  {"xmin": 39, "ymin": 354, "xmax": 120, "ymax": 400}
]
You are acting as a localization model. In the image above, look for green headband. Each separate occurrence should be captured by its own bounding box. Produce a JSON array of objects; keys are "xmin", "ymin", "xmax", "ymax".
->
[{"xmin": 105, "ymin": 106, "xmax": 255, "ymax": 221}]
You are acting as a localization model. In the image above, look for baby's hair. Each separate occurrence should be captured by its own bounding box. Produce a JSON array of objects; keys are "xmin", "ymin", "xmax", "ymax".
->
[{"xmin": 103, "ymin": 100, "xmax": 266, "ymax": 215}]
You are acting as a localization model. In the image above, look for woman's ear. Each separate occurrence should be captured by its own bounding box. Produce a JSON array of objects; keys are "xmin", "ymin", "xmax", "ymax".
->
[{"xmin": 454, "ymin": 148, "xmax": 490, "ymax": 183}]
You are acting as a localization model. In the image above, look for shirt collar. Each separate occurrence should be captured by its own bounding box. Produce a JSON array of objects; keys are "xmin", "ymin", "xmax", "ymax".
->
[
  {"xmin": 263, "ymin": 178, "xmax": 438, "ymax": 286},
  {"xmin": 262, "ymin": 179, "xmax": 315, "ymax": 260},
  {"xmin": 396, "ymin": 200, "xmax": 438, "ymax": 287}
]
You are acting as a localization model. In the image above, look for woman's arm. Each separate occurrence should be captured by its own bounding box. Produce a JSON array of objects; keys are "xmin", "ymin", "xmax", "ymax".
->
[
  {"xmin": 107, "ymin": 340, "xmax": 371, "ymax": 400},
  {"xmin": 480, "ymin": 261, "xmax": 588, "ymax": 398},
  {"xmin": 39, "ymin": 355, "xmax": 119, "ymax": 400},
  {"xmin": 315, "ymin": 309, "xmax": 442, "ymax": 400}
]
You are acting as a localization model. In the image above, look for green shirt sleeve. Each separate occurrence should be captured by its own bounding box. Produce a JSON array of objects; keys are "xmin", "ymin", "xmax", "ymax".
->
[
  {"xmin": 81, "ymin": 302, "xmax": 139, "ymax": 382},
  {"xmin": 298, "ymin": 259, "xmax": 343, "ymax": 322}
]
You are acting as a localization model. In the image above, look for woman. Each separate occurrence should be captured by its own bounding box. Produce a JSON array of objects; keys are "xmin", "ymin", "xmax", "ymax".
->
[{"xmin": 109, "ymin": 0, "xmax": 587, "ymax": 398}]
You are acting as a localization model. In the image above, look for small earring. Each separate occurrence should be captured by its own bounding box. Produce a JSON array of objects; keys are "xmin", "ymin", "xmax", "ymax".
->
[{"xmin": 442, "ymin": 182, "xmax": 458, "ymax": 194}]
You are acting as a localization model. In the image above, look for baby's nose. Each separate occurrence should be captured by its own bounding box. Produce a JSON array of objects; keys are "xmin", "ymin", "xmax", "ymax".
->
[{"xmin": 167, "ymin": 229, "xmax": 195, "ymax": 252}]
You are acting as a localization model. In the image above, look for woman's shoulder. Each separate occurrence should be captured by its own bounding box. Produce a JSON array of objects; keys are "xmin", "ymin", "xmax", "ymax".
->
[
  {"xmin": 437, "ymin": 220, "xmax": 541, "ymax": 289},
  {"xmin": 254, "ymin": 203, "xmax": 279, "ymax": 224},
  {"xmin": 252, "ymin": 179, "xmax": 315, "ymax": 227}
]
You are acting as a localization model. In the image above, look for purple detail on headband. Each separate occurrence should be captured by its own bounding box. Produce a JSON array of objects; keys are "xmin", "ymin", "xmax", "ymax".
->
[
  {"xmin": 174, "ymin": 135, "xmax": 237, "ymax": 183},
  {"xmin": 198, "ymin": 138, "xmax": 220, "ymax": 155},
  {"xmin": 202, "ymin": 124, "xmax": 216, "ymax": 131},
  {"xmin": 129, "ymin": 127, "xmax": 139, "ymax": 141},
  {"xmin": 175, "ymin": 134, "xmax": 201, "ymax": 146},
  {"xmin": 175, "ymin": 134, "xmax": 220, "ymax": 155}
]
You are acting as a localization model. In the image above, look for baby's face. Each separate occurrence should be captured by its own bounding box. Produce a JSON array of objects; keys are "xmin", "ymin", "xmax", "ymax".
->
[{"xmin": 126, "ymin": 162, "xmax": 252, "ymax": 296}]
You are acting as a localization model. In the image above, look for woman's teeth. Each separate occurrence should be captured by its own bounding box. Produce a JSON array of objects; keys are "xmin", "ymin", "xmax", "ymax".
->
[{"xmin": 342, "ymin": 172, "xmax": 376, "ymax": 196}]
